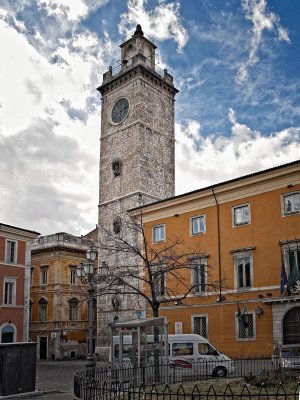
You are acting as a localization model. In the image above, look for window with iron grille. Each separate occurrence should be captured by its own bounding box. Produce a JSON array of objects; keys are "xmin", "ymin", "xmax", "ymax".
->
[
  {"xmin": 5, "ymin": 240, "xmax": 17, "ymax": 263},
  {"xmin": 193, "ymin": 315, "xmax": 208, "ymax": 338},
  {"xmin": 191, "ymin": 258, "xmax": 207, "ymax": 293},
  {"xmin": 237, "ymin": 312, "xmax": 255, "ymax": 340}
]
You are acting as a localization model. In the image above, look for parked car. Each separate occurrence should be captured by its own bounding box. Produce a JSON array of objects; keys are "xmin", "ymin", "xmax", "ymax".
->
[{"xmin": 272, "ymin": 344, "xmax": 300, "ymax": 371}]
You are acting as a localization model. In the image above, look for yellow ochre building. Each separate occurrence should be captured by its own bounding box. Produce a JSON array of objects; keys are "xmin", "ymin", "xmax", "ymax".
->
[{"xmin": 131, "ymin": 160, "xmax": 300, "ymax": 357}]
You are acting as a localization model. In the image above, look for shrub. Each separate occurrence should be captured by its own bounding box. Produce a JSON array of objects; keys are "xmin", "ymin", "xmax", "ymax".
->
[{"xmin": 244, "ymin": 369, "xmax": 298, "ymax": 387}]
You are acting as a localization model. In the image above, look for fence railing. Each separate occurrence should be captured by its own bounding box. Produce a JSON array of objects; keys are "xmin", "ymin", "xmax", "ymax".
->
[
  {"xmin": 74, "ymin": 381, "xmax": 300, "ymax": 400},
  {"xmin": 74, "ymin": 357, "xmax": 300, "ymax": 400}
]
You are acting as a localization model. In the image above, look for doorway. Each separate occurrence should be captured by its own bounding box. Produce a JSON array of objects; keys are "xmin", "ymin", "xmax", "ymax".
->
[
  {"xmin": 283, "ymin": 307, "xmax": 300, "ymax": 344},
  {"xmin": 39, "ymin": 336, "xmax": 48, "ymax": 359}
]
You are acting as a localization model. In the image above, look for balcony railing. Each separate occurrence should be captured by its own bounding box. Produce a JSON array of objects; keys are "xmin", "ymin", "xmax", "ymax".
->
[
  {"xmin": 31, "ymin": 232, "xmax": 92, "ymax": 250},
  {"xmin": 29, "ymin": 320, "xmax": 91, "ymax": 331}
]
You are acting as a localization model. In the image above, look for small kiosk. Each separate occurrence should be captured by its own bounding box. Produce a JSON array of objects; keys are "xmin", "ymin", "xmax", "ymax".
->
[{"xmin": 110, "ymin": 317, "xmax": 168, "ymax": 386}]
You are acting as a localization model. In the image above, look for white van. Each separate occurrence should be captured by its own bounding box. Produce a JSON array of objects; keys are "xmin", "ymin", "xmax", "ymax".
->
[{"xmin": 112, "ymin": 333, "xmax": 234, "ymax": 378}]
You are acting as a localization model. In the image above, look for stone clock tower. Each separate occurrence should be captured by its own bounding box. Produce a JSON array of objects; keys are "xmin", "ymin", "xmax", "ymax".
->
[{"xmin": 96, "ymin": 25, "xmax": 178, "ymax": 354}]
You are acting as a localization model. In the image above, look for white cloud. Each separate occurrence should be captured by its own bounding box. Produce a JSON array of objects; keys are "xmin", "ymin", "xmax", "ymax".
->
[
  {"xmin": 36, "ymin": 0, "xmax": 88, "ymax": 21},
  {"xmin": 119, "ymin": 0, "xmax": 188, "ymax": 52},
  {"xmin": 0, "ymin": 13, "xmax": 108, "ymax": 235},
  {"xmin": 0, "ymin": 117, "xmax": 98, "ymax": 235},
  {"xmin": 237, "ymin": 0, "xmax": 290, "ymax": 83},
  {"xmin": 36, "ymin": 0, "xmax": 109, "ymax": 21},
  {"xmin": 175, "ymin": 112, "xmax": 300, "ymax": 194}
]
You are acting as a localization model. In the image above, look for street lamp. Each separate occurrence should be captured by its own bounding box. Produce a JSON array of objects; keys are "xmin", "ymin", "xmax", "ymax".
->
[{"xmin": 76, "ymin": 245, "xmax": 109, "ymax": 372}]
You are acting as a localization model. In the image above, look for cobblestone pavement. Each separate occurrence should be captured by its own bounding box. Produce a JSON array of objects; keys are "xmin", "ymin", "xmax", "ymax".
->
[
  {"xmin": 34, "ymin": 359, "xmax": 85, "ymax": 399},
  {"xmin": 4, "ymin": 359, "xmax": 108, "ymax": 400}
]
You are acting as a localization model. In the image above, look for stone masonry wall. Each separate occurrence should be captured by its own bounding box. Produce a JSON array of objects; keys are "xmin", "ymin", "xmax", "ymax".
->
[{"xmin": 97, "ymin": 64, "xmax": 177, "ymax": 357}]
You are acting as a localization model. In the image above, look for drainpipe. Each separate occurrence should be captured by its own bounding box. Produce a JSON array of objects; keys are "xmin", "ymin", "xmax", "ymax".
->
[{"xmin": 211, "ymin": 187, "xmax": 224, "ymax": 302}]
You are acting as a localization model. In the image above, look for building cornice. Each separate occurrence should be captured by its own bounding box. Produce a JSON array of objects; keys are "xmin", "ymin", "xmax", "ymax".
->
[
  {"xmin": 128, "ymin": 160, "xmax": 300, "ymax": 222},
  {"xmin": 31, "ymin": 246, "xmax": 87, "ymax": 256},
  {"xmin": 262, "ymin": 295, "xmax": 300, "ymax": 304},
  {"xmin": 98, "ymin": 63, "xmax": 178, "ymax": 97}
]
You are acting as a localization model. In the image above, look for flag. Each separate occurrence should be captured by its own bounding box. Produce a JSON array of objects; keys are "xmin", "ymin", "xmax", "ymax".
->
[
  {"xmin": 236, "ymin": 303, "xmax": 248, "ymax": 328},
  {"xmin": 280, "ymin": 255, "xmax": 288, "ymax": 294}
]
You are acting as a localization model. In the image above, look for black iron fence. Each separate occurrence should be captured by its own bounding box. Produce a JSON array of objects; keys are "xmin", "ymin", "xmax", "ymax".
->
[
  {"xmin": 74, "ymin": 381, "xmax": 300, "ymax": 400},
  {"xmin": 74, "ymin": 357, "xmax": 300, "ymax": 400}
]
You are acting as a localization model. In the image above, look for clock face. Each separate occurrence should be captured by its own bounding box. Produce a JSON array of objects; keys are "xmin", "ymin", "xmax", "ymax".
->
[{"xmin": 111, "ymin": 97, "xmax": 129, "ymax": 124}]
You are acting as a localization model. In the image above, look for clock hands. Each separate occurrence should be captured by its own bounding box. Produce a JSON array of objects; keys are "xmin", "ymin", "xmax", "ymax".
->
[
  {"xmin": 112, "ymin": 98, "xmax": 129, "ymax": 123},
  {"xmin": 116, "ymin": 105, "xmax": 128, "ymax": 121}
]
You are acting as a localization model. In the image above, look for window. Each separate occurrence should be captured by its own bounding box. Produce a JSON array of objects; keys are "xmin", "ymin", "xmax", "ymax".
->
[
  {"xmin": 283, "ymin": 192, "xmax": 300, "ymax": 215},
  {"xmin": 233, "ymin": 204, "xmax": 250, "ymax": 226},
  {"xmin": 198, "ymin": 343, "xmax": 217, "ymax": 355},
  {"xmin": 29, "ymin": 300, "xmax": 33, "ymax": 321},
  {"xmin": 153, "ymin": 224, "xmax": 165, "ymax": 243},
  {"xmin": 237, "ymin": 312, "xmax": 255, "ymax": 340},
  {"xmin": 151, "ymin": 264, "xmax": 166, "ymax": 296},
  {"xmin": 288, "ymin": 248, "xmax": 300, "ymax": 274},
  {"xmin": 39, "ymin": 298, "xmax": 48, "ymax": 321},
  {"xmin": 30, "ymin": 267, "xmax": 34, "ymax": 286},
  {"xmin": 172, "ymin": 342, "xmax": 193, "ymax": 356},
  {"xmin": 191, "ymin": 215, "xmax": 206, "ymax": 235},
  {"xmin": 112, "ymin": 160, "xmax": 122, "ymax": 177},
  {"xmin": 70, "ymin": 267, "xmax": 77, "ymax": 284},
  {"xmin": 1, "ymin": 325, "xmax": 15, "ymax": 343},
  {"xmin": 5, "ymin": 240, "xmax": 17, "ymax": 263},
  {"xmin": 40, "ymin": 266, "xmax": 48, "ymax": 285},
  {"xmin": 281, "ymin": 245, "xmax": 300, "ymax": 294},
  {"xmin": 113, "ymin": 217, "xmax": 121, "ymax": 234},
  {"xmin": 69, "ymin": 298, "xmax": 79, "ymax": 321},
  {"xmin": 3, "ymin": 279, "xmax": 16, "ymax": 306},
  {"xmin": 191, "ymin": 257, "xmax": 207, "ymax": 293},
  {"xmin": 193, "ymin": 315, "xmax": 208, "ymax": 338},
  {"xmin": 235, "ymin": 255, "xmax": 252, "ymax": 290}
]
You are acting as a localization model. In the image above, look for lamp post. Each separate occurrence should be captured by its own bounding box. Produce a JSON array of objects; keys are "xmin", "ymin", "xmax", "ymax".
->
[{"xmin": 76, "ymin": 245, "xmax": 109, "ymax": 372}]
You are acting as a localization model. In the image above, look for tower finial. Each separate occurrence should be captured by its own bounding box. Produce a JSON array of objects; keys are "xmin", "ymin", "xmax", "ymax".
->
[{"xmin": 134, "ymin": 24, "xmax": 143, "ymax": 36}]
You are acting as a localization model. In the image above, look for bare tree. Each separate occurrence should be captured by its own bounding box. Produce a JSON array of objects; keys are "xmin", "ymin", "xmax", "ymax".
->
[{"xmin": 97, "ymin": 211, "xmax": 226, "ymax": 319}]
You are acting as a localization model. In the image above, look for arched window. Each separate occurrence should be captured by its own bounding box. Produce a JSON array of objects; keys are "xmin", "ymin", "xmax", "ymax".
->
[
  {"xmin": 113, "ymin": 217, "xmax": 121, "ymax": 234},
  {"xmin": 38, "ymin": 297, "xmax": 48, "ymax": 322},
  {"xmin": 112, "ymin": 160, "xmax": 122, "ymax": 177},
  {"xmin": 69, "ymin": 298, "xmax": 79, "ymax": 321},
  {"xmin": 283, "ymin": 307, "xmax": 300, "ymax": 344},
  {"xmin": 1, "ymin": 324, "xmax": 15, "ymax": 343}
]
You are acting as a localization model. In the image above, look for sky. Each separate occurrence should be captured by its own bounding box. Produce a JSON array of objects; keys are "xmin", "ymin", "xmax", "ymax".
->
[{"xmin": 0, "ymin": 0, "xmax": 299, "ymax": 236}]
